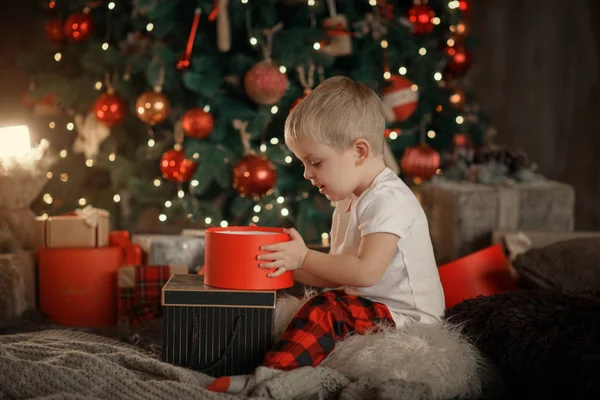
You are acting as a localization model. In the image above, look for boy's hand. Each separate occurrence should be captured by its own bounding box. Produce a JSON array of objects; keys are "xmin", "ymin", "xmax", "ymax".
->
[{"xmin": 257, "ymin": 228, "xmax": 309, "ymax": 278}]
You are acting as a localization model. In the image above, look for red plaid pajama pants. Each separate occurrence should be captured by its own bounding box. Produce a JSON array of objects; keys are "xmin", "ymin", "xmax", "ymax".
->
[{"xmin": 261, "ymin": 290, "xmax": 395, "ymax": 370}]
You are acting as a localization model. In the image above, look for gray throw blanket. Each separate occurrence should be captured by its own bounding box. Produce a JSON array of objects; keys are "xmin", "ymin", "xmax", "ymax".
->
[{"xmin": 0, "ymin": 330, "xmax": 432, "ymax": 400}]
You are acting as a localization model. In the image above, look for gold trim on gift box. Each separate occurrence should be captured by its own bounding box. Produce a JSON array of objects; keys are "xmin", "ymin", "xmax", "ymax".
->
[
  {"xmin": 163, "ymin": 274, "xmax": 277, "ymax": 293},
  {"xmin": 161, "ymin": 274, "xmax": 277, "ymax": 309}
]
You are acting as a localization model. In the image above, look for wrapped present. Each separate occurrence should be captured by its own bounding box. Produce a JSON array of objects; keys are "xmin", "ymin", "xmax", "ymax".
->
[
  {"xmin": 117, "ymin": 264, "xmax": 188, "ymax": 332},
  {"xmin": 419, "ymin": 180, "xmax": 575, "ymax": 263},
  {"xmin": 0, "ymin": 170, "xmax": 48, "ymax": 251},
  {"xmin": 13, "ymin": 251, "xmax": 36, "ymax": 310},
  {"xmin": 203, "ymin": 226, "xmax": 294, "ymax": 290},
  {"xmin": 438, "ymin": 244, "xmax": 516, "ymax": 309},
  {"xmin": 181, "ymin": 229, "xmax": 205, "ymax": 238},
  {"xmin": 109, "ymin": 230, "xmax": 143, "ymax": 266},
  {"xmin": 0, "ymin": 251, "xmax": 37, "ymax": 317},
  {"xmin": 132, "ymin": 234, "xmax": 205, "ymax": 272},
  {"xmin": 35, "ymin": 206, "xmax": 110, "ymax": 248},
  {"xmin": 38, "ymin": 247, "xmax": 123, "ymax": 327},
  {"xmin": 162, "ymin": 274, "xmax": 277, "ymax": 377},
  {"xmin": 0, "ymin": 254, "xmax": 28, "ymax": 323}
]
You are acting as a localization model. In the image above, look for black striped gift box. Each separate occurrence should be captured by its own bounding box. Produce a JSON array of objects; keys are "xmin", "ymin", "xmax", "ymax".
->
[{"xmin": 161, "ymin": 274, "xmax": 276, "ymax": 377}]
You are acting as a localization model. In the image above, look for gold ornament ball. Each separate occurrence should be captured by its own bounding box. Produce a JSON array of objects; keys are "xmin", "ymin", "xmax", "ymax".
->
[
  {"xmin": 135, "ymin": 91, "xmax": 170, "ymax": 126},
  {"xmin": 448, "ymin": 84, "xmax": 466, "ymax": 109}
]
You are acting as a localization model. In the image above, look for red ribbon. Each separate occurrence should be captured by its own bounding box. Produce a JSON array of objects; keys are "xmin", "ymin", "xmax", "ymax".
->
[
  {"xmin": 208, "ymin": 0, "xmax": 219, "ymax": 21},
  {"xmin": 177, "ymin": 8, "xmax": 202, "ymax": 70},
  {"xmin": 110, "ymin": 230, "xmax": 143, "ymax": 266},
  {"xmin": 324, "ymin": 23, "xmax": 355, "ymax": 37}
]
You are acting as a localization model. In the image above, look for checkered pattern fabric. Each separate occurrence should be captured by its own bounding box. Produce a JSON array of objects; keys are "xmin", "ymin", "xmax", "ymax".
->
[
  {"xmin": 118, "ymin": 266, "xmax": 174, "ymax": 326},
  {"xmin": 261, "ymin": 290, "xmax": 395, "ymax": 370}
]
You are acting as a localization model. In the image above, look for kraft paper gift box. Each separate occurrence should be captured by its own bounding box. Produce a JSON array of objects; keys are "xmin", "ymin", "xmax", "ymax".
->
[
  {"xmin": 0, "ymin": 254, "xmax": 28, "ymax": 323},
  {"xmin": 35, "ymin": 206, "xmax": 110, "ymax": 248},
  {"xmin": 419, "ymin": 180, "xmax": 575, "ymax": 263},
  {"xmin": 0, "ymin": 251, "xmax": 37, "ymax": 316}
]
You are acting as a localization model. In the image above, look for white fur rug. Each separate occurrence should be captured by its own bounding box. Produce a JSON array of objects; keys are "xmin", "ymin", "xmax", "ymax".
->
[{"xmin": 273, "ymin": 290, "xmax": 486, "ymax": 400}]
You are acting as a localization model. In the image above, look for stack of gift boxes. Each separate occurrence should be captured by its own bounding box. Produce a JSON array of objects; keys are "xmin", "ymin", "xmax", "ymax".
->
[
  {"xmin": 33, "ymin": 207, "xmax": 205, "ymax": 329},
  {"xmin": 119, "ymin": 230, "xmax": 206, "ymax": 332},
  {"xmin": 32, "ymin": 208, "xmax": 331, "ymax": 331},
  {"xmin": 29, "ymin": 209, "xmax": 340, "ymax": 377}
]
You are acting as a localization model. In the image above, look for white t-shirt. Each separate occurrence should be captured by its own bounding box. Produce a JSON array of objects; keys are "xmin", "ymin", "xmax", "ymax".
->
[{"xmin": 329, "ymin": 167, "xmax": 445, "ymax": 328}]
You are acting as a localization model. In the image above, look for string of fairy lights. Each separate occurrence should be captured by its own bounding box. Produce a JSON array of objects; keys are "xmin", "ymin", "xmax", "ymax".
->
[
  {"xmin": 39, "ymin": 1, "xmax": 121, "ymax": 218},
  {"xmin": 37, "ymin": 0, "xmax": 469, "ymax": 243}
]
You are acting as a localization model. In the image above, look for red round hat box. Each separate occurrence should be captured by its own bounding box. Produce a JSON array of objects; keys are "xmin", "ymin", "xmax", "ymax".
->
[
  {"xmin": 203, "ymin": 226, "xmax": 294, "ymax": 290},
  {"xmin": 38, "ymin": 247, "xmax": 122, "ymax": 327}
]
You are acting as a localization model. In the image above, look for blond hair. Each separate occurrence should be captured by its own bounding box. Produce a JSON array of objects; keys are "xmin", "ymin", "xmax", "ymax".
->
[{"xmin": 284, "ymin": 75, "xmax": 386, "ymax": 155}]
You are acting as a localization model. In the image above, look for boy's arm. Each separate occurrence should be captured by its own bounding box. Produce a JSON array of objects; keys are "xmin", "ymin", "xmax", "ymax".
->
[
  {"xmin": 258, "ymin": 228, "xmax": 398, "ymax": 287},
  {"xmin": 293, "ymin": 243, "xmax": 340, "ymax": 288},
  {"xmin": 301, "ymin": 232, "xmax": 399, "ymax": 287},
  {"xmin": 294, "ymin": 269, "xmax": 341, "ymax": 288}
]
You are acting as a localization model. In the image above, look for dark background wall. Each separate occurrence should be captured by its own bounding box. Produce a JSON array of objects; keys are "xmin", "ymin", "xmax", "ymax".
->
[
  {"xmin": 470, "ymin": 0, "xmax": 600, "ymax": 230},
  {"xmin": 0, "ymin": 1, "xmax": 44, "ymax": 127},
  {"xmin": 1, "ymin": 0, "xmax": 598, "ymax": 230}
]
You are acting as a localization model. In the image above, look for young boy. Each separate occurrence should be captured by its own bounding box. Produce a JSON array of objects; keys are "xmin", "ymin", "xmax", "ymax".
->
[{"xmin": 207, "ymin": 76, "xmax": 445, "ymax": 393}]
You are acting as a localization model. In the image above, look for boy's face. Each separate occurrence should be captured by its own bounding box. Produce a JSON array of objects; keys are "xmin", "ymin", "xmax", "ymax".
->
[{"xmin": 287, "ymin": 139, "xmax": 359, "ymax": 201}]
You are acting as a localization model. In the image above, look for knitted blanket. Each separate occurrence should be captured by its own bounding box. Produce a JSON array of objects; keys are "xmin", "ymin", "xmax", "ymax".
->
[{"xmin": 0, "ymin": 329, "xmax": 432, "ymax": 400}]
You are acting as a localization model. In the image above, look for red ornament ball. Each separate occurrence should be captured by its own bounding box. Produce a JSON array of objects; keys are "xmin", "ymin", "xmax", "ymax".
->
[
  {"xmin": 64, "ymin": 11, "xmax": 93, "ymax": 42},
  {"xmin": 244, "ymin": 61, "xmax": 289, "ymax": 105},
  {"xmin": 453, "ymin": 133, "xmax": 470, "ymax": 148},
  {"xmin": 160, "ymin": 149, "xmax": 196, "ymax": 183},
  {"xmin": 381, "ymin": 75, "xmax": 419, "ymax": 122},
  {"xmin": 400, "ymin": 144, "xmax": 440, "ymax": 181},
  {"xmin": 182, "ymin": 108, "xmax": 214, "ymax": 139},
  {"xmin": 92, "ymin": 92, "xmax": 126, "ymax": 127},
  {"xmin": 458, "ymin": 0, "xmax": 471, "ymax": 19},
  {"xmin": 290, "ymin": 89, "xmax": 311, "ymax": 111},
  {"xmin": 408, "ymin": 3, "xmax": 435, "ymax": 35},
  {"xmin": 45, "ymin": 18, "xmax": 65, "ymax": 43},
  {"xmin": 233, "ymin": 154, "xmax": 277, "ymax": 198},
  {"xmin": 445, "ymin": 42, "xmax": 472, "ymax": 77}
]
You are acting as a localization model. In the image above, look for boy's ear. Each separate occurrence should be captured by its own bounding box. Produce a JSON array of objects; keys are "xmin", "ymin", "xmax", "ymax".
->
[{"xmin": 353, "ymin": 138, "xmax": 370, "ymax": 165}]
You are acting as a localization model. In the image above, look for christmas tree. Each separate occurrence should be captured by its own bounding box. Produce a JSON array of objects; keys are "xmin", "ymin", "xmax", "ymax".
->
[{"xmin": 19, "ymin": 0, "xmax": 486, "ymax": 243}]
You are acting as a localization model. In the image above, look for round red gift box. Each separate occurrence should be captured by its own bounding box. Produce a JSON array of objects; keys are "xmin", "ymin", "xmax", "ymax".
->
[
  {"xmin": 38, "ymin": 247, "xmax": 122, "ymax": 327},
  {"xmin": 203, "ymin": 226, "xmax": 294, "ymax": 290}
]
